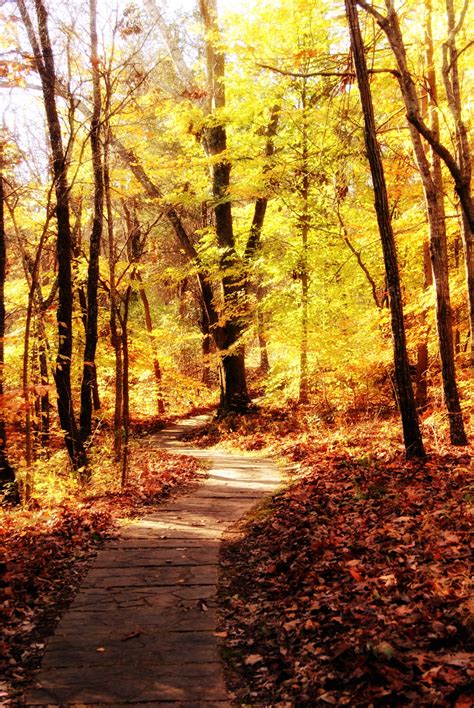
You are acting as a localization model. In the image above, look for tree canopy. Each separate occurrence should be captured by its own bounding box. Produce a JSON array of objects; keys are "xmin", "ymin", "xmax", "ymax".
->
[{"xmin": 0, "ymin": 0, "xmax": 472, "ymax": 498}]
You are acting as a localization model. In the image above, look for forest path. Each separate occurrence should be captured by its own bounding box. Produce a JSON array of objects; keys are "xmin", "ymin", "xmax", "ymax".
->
[{"xmin": 23, "ymin": 415, "xmax": 281, "ymax": 706}]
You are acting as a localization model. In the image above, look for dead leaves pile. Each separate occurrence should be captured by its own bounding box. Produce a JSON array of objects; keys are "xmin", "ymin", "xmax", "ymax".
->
[
  {"xmin": 0, "ymin": 504, "xmax": 111, "ymax": 693},
  {"xmin": 219, "ymin": 443, "xmax": 473, "ymax": 705},
  {"xmin": 0, "ymin": 448, "xmax": 202, "ymax": 698}
]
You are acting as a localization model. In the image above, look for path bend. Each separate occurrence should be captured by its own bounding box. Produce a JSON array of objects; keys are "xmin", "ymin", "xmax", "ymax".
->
[{"xmin": 23, "ymin": 415, "xmax": 281, "ymax": 706}]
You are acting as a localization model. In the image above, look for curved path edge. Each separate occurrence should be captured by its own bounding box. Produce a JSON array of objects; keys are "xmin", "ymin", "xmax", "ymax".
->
[{"xmin": 23, "ymin": 415, "xmax": 281, "ymax": 706}]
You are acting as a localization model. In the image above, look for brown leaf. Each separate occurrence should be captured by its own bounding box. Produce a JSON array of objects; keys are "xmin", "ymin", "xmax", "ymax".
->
[{"xmin": 244, "ymin": 653, "xmax": 263, "ymax": 666}]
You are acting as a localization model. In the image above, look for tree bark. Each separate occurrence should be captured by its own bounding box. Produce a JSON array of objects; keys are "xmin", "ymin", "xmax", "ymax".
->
[
  {"xmin": 80, "ymin": 0, "xmax": 104, "ymax": 442},
  {"xmin": 199, "ymin": 0, "xmax": 251, "ymax": 415},
  {"xmin": 17, "ymin": 0, "xmax": 86, "ymax": 471},
  {"xmin": 345, "ymin": 0, "xmax": 425, "ymax": 458}
]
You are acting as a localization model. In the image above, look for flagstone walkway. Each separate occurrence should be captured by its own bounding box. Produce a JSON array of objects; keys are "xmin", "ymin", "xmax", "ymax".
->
[{"xmin": 23, "ymin": 416, "xmax": 281, "ymax": 706}]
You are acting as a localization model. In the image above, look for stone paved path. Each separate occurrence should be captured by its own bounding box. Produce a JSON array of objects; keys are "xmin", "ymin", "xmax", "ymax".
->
[{"xmin": 24, "ymin": 416, "xmax": 281, "ymax": 706}]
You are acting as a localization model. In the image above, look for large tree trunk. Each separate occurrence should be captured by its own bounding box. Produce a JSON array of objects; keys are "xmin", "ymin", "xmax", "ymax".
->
[
  {"xmin": 199, "ymin": 0, "xmax": 251, "ymax": 415},
  {"xmin": 17, "ymin": 0, "xmax": 86, "ymax": 471},
  {"xmin": 80, "ymin": 0, "xmax": 104, "ymax": 442},
  {"xmin": 0, "ymin": 170, "xmax": 19, "ymax": 504},
  {"xmin": 345, "ymin": 0, "xmax": 425, "ymax": 458},
  {"xmin": 217, "ymin": 349, "xmax": 249, "ymax": 417}
]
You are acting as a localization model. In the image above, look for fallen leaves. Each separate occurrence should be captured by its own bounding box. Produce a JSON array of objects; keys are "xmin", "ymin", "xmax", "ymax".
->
[
  {"xmin": 216, "ymin": 410, "xmax": 473, "ymax": 706},
  {"xmin": 245, "ymin": 654, "xmax": 264, "ymax": 666}
]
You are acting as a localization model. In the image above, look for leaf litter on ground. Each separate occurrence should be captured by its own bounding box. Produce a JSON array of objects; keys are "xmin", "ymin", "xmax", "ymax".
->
[{"xmin": 189, "ymin": 407, "xmax": 473, "ymax": 706}]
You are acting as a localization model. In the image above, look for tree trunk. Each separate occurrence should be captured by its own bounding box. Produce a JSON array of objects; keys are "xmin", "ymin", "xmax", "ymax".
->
[
  {"xmin": 345, "ymin": 0, "xmax": 425, "ymax": 458},
  {"xmin": 0, "ymin": 170, "xmax": 19, "ymax": 504},
  {"xmin": 415, "ymin": 242, "xmax": 432, "ymax": 410},
  {"xmin": 137, "ymin": 272, "xmax": 165, "ymax": 415},
  {"xmin": 442, "ymin": 0, "xmax": 474, "ymax": 364},
  {"xmin": 299, "ymin": 80, "xmax": 310, "ymax": 405},
  {"xmin": 103, "ymin": 108, "xmax": 122, "ymax": 463},
  {"xmin": 217, "ymin": 349, "xmax": 249, "ymax": 417},
  {"xmin": 358, "ymin": 0, "xmax": 467, "ymax": 445},
  {"xmin": 256, "ymin": 286, "xmax": 270, "ymax": 375},
  {"xmin": 424, "ymin": 5, "xmax": 467, "ymax": 444},
  {"xmin": 199, "ymin": 0, "xmax": 251, "ymax": 416},
  {"xmin": 37, "ymin": 330, "xmax": 50, "ymax": 450},
  {"xmin": 300, "ymin": 265, "xmax": 309, "ymax": 404},
  {"xmin": 119, "ymin": 288, "xmax": 131, "ymax": 486},
  {"xmin": 80, "ymin": 0, "xmax": 104, "ymax": 442},
  {"xmin": 17, "ymin": 0, "xmax": 86, "ymax": 471}
]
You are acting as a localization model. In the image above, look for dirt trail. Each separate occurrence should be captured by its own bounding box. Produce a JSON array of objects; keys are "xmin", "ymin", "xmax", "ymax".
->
[{"xmin": 23, "ymin": 415, "xmax": 281, "ymax": 706}]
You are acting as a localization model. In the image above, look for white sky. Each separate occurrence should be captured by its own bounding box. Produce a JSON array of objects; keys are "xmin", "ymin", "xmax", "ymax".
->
[{"xmin": 1, "ymin": 0, "xmax": 248, "ymax": 169}]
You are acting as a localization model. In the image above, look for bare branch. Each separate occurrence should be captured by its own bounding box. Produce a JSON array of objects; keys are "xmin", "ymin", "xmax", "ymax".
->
[{"xmin": 257, "ymin": 62, "xmax": 400, "ymax": 80}]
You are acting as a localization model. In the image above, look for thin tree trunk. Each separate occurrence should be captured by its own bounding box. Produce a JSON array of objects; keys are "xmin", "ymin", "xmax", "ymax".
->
[
  {"xmin": 37, "ymin": 330, "xmax": 50, "ymax": 450},
  {"xmin": 415, "ymin": 242, "xmax": 432, "ymax": 410},
  {"xmin": 80, "ymin": 0, "xmax": 103, "ymax": 442},
  {"xmin": 345, "ymin": 0, "xmax": 425, "ymax": 458},
  {"xmin": 119, "ymin": 287, "xmax": 131, "ymax": 486},
  {"xmin": 357, "ymin": 0, "xmax": 473, "ymax": 229},
  {"xmin": 442, "ymin": 0, "xmax": 474, "ymax": 364},
  {"xmin": 103, "ymin": 113, "xmax": 122, "ymax": 463},
  {"xmin": 137, "ymin": 272, "xmax": 165, "ymax": 415},
  {"xmin": 424, "ymin": 5, "xmax": 467, "ymax": 443},
  {"xmin": 17, "ymin": 0, "xmax": 86, "ymax": 471},
  {"xmin": 0, "ymin": 169, "xmax": 19, "ymax": 504},
  {"xmin": 299, "ymin": 80, "xmax": 310, "ymax": 404},
  {"xmin": 256, "ymin": 286, "xmax": 270, "ymax": 375},
  {"xmin": 202, "ymin": 330, "xmax": 212, "ymax": 386},
  {"xmin": 10, "ymin": 196, "xmax": 52, "ymax": 487}
]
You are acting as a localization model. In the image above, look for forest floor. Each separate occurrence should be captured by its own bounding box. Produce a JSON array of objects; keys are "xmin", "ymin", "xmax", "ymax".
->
[
  {"xmin": 186, "ymin": 406, "xmax": 473, "ymax": 706},
  {"xmin": 1, "ymin": 405, "xmax": 473, "ymax": 706}
]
